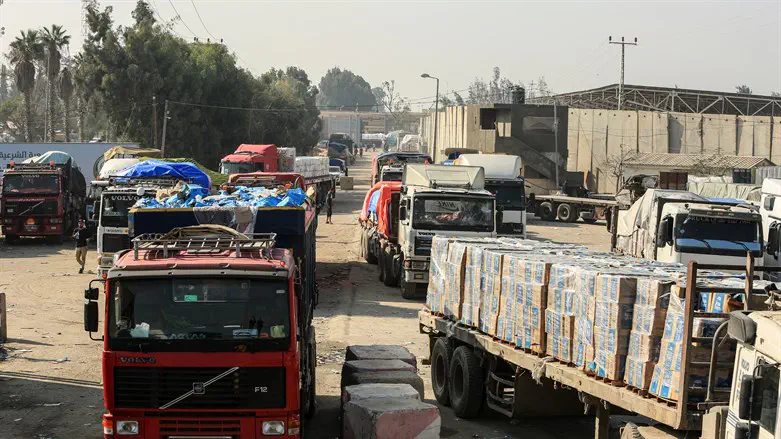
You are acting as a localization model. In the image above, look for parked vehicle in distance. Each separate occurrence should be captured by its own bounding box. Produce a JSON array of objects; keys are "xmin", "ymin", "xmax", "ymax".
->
[
  {"xmin": 1, "ymin": 153, "xmax": 87, "ymax": 244},
  {"xmin": 379, "ymin": 165, "xmax": 403, "ymax": 182},
  {"xmin": 220, "ymin": 144, "xmax": 280, "ymax": 175},
  {"xmin": 370, "ymin": 152, "xmax": 431, "ymax": 185},
  {"xmin": 455, "ymin": 154, "xmax": 526, "ymax": 237},
  {"xmin": 329, "ymin": 166, "xmax": 344, "ymax": 185},
  {"xmin": 329, "ymin": 158, "xmax": 348, "ymax": 176}
]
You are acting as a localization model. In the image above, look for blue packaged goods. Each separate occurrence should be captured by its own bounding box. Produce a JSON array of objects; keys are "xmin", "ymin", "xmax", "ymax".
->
[{"xmin": 133, "ymin": 185, "xmax": 309, "ymax": 209}]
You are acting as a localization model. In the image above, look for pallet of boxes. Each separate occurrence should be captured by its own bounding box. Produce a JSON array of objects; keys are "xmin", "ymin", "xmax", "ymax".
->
[
  {"xmin": 424, "ymin": 235, "xmax": 749, "ymax": 414},
  {"xmin": 339, "ymin": 345, "xmax": 440, "ymax": 439}
]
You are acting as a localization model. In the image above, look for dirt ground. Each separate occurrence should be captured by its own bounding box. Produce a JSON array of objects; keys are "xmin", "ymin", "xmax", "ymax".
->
[{"xmin": 0, "ymin": 151, "xmax": 609, "ymax": 438}]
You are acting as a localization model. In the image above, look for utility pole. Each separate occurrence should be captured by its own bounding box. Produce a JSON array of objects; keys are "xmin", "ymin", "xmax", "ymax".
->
[
  {"xmin": 608, "ymin": 36, "xmax": 638, "ymax": 110},
  {"xmin": 161, "ymin": 100, "xmax": 169, "ymax": 157},
  {"xmin": 152, "ymin": 95, "xmax": 158, "ymax": 148}
]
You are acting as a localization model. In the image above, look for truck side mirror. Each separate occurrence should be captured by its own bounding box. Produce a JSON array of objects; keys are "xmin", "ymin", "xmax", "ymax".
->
[
  {"xmin": 399, "ymin": 203, "xmax": 408, "ymax": 221},
  {"xmin": 737, "ymin": 374, "xmax": 763, "ymax": 421},
  {"xmin": 84, "ymin": 288, "xmax": 99, "ymax": 333},
  {"xmin": 767, "ymin": 223, "xmax": 779, "ymax": 256},
  {"xmin": 764, "ymin": 195, "xmax": 775, "ymax": 211},
  {"xmin": 657, "ymin": 216, "xmax": 673, "ymax": 247}
]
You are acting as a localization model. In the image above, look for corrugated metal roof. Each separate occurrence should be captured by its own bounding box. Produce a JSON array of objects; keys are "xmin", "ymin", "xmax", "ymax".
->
[{"xmin": 623, "ymin": 153, "xmax": 772, "ymax": 169}]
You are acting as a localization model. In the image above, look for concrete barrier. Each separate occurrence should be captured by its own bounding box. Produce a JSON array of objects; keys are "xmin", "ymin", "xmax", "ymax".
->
[
  {"xmin": 343, "ymin": 398, "xmax": 440, "ymax": 439},
  {"xmin": 341, "ymin": 359, "xmax": 416, "ymax": 389},
  {"xmin": 345, "ymin": 345, "xmax": 417, "ymax": 369},
  {"xmin": 340, "ymin": 176, "xmax": 354, "ymax": 190},
  {"xmin": 340, "ymin": 371, "xmax": 425, "ymax": 400},
  {"xmin": 341, "ymin": 383, "xmax": 421, "ymax": 434}
]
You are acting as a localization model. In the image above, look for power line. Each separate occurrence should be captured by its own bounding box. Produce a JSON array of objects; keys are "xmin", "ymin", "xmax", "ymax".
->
[
  {"xmin": 190, "ymin": 0, "xmax": 217, "ymax": 41},
  {"xmin": 167, "ymin": 0, "xmax": 199, "ymax": 38},
  {"xmin": 150, "ymin": 0, "xmax": 186, "ymax": 38}
]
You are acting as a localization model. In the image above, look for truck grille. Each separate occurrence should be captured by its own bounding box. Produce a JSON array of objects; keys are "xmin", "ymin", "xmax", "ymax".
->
[
  {"xmin": 4, "ymin": 200, "xmax": 58, "ymax": 216},
  {"xmin": 414, "ymin": 236, "xmax": 432, "ymax": 256},
  {"xmin": 159, "ymin": 418, "xmax": 241, "ymax": 435},
  {"xmin": 113, "ymin": 367, "xmax": 286, "ymax": 409}
]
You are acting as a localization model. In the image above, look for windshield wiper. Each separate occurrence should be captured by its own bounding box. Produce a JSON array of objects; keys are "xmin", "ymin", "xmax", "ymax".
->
[
  {"xmin": 18, "ymin": 200, "xmax": 45, "ymax": 216},
  {"xmin": 726, "ymin": 240, "xmax": 753, "ymax": 255},
  {"xmin": 159, "ymin": 367, "xmax": 239, "ymax": 409}
]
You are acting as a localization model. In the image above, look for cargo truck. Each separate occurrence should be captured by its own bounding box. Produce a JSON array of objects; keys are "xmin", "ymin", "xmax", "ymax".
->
[
  {"xmin": 419, "ymin": 256, "xmax": 781, "ymax": 439},
  {"xmin": 614, "ymin": 189, "xmax": 763, "ymax": 265},
  {"xmin": 226, "ymin": 171, "xmax": 334, "ymax": 212},
  {"xmin": 454, "ymin": 154, "xmax": 526, "ymax": 237},
  {"xmin": 1, "ymin": 156, "xmax": 86, "ymax": 244},
  {"xmin": 361, "ymin": 164, "xmax": 496, "ymax": 299},
  {"xmin": 370, "ymin": 152, "xmax": 432, "ymax": 185},
  {"xmin": 85, "ymin": 226, "xmax": 314, "ymax": 438},
  {"xmin": 219, "ymin": 144, "xmax": 282, "ymax": 175}
]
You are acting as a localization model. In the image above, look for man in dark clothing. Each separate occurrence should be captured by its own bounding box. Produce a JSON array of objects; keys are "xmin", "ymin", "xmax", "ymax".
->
[
  {"xmin": 72, "ymin": 219, "xmax": 91, "ymax": 273},
  {"xmin": 326, "ymin": 187, "xmax": 335, "ymax": 224}
]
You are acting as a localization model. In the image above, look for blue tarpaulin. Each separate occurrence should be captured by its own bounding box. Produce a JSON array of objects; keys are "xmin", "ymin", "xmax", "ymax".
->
[
  {"xmin": 116, "ymin": 160, "xmax": 211, "ymax": 188},
  {"xmin": 134, "ymin": 186, "xmax": 309, "ymax": 209},
  {"xmin": 368, "ymin": 190, "xmax": 381, "ymax": 213}
]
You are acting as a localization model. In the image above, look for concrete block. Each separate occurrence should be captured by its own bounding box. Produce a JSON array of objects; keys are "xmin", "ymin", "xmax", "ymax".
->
[
  {"xmin": 341, "ymin": 384, "xmax": 421, "ymax": 434},
  {"xmin": 341, "ymin": 371, "xmax": 425, "ymax": 400},
  {"xmin": 345, "ymin": 345, "xmax": 417, "ymax": 369},
  {"xmin": 343, "ymin": 398, "xmax": 440, "ymax": 439},
  {"xmin": 341, "ymin": 360, "xmax": 416, "ymax": 390},
  {"xmin": 340, "ymin": 176, "xmax": 354, "ymax": 190}
]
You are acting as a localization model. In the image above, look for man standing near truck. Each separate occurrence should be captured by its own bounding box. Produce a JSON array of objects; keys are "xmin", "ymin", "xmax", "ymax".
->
[
  {"xmin": 326, "ymin": 186, "xmax": 335, "ymax": 223},
  {"xmin": 72, "ymin": 219, "xmax": 91, "ymax": 273}
]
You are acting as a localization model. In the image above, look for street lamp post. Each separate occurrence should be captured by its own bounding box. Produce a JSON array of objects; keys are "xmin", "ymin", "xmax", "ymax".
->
[{"xmin": 421, "ymin": 73, "xmax": 439, "ymax": 160}]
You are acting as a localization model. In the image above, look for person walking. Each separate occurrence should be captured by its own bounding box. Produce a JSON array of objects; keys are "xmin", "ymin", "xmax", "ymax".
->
[
  {"xmin": 72, "ymin": 219, "xmax": 91, "ymax": 274},
  {"xmin": 326, "ymin": 186, "xmax": 335, "ymax": 224}
]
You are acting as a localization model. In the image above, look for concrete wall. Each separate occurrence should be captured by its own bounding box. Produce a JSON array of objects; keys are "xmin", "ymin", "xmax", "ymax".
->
[{"xmin": 566, "ymin": 109, "xmax": 781, "ymax": 193}]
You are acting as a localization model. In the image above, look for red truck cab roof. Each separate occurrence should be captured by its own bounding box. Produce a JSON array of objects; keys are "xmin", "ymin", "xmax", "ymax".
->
[{"xmin": 222, "ymin": 144, "xmax": 278, "ymax": 165}]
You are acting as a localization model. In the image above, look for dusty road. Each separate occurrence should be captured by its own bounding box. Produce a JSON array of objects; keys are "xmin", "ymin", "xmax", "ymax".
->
[{"xmin": 0, "ymin": 151, "xmax": 609, "ymax": 438}]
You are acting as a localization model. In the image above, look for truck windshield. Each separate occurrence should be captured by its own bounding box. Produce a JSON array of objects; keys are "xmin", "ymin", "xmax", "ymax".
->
[
  {"xmin": 221, "ymin": 162, "xmax": 257, "ymax": 175},
  {"xmin": 486, "ymin": 183, "xmax": 525, "ymax": 209},
  {"xmin": 2, "ymin": 174, "xmax": 58, "ymax": 194},
  {"xmin": 381, "ymin": 171, "xmax": 402, "ymax": 182},
  {"xmin": 412, "ymin": 197, "xmax": 494, "ymax": 232},
  {"xmin": 101, "ymin": 194, "xmax": 140, "ymax": 227},
  {"xmin": 109, "ymin": 278, "xmax": 290, "ymax": 352},
  {"xmin": 677, "ymin": 215, "xmax": 759, "ymax": 243}
]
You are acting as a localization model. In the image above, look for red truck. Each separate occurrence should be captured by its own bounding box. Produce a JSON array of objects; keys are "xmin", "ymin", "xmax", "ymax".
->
[
  {"xmin": 1, "ymin": 158, "xmax": 86, "ymax": 244},
  {"xmin": 359, "ymin": 181, "xmax": 402, "ymax": 285},
  {"xmin": 220, "ymin": 144, "xmax": 280, "ymax": 175},
  {"xmin": 84, "ymin": 224, "xmax": 316, "ymax": 439}
]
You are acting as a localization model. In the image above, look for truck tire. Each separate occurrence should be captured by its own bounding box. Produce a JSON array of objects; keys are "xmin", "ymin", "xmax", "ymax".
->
[
  {"xmin": 303, "ymin": 335, "xmax": 317, "ymax": 419},
  {"xmin": 383, "ymin": 249, "xmax": 398, "ymax": 287},
  {"xmin": 557, "ymin": 203, "xmax": 577, "ymax": 223},
  {"xmin": 448, "ymin": 346, "xmax": 484, "ymax": 419},
  {"xmin": 605, "ymin": 212, "xmax": 613, "ymax": 231},
  {"xmin": 538, "ymin": 202, "xmax": 556, "ymax": 221},
  {"xmin": 401, "ymin": 279, "xmax": 418, "ymax": 300},
  {"xmin": 4, "ymin": 234, "xmax": 17, "ymax": 245},
  {"xmin": 378, "ymin": 248, "xmax": 386, "ymax": 282},
  {"xmin": 431, "ymin": 338, "xmax": 455, "ymax": 406}
]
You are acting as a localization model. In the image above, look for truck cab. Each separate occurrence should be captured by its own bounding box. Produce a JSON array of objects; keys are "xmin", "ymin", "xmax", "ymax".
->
[
  {"xmin": 395, "ymin": 164, "xmax": 496, "ymax": 298},
  {"xmin": 455, "ymin": 154, "xmax": 526, "ymax": 237},
  {"xmin": 220, "ymin": 144, "xmax": 279, "ymax": 175},
  {"xmin": 1, "ymin": 160, "xmax": 85, "ymax": 244},
  {"xmin": 654, "ymin": 203, "xmax": 763, "ymax": 265},
  {"xmin": 704, "ymin": 311, "xmax": 781, "ymax": 439},
  {"xmin": 85, "ymin": 227, "xmax": 310, "ymax": 438},
  {"xmin": 379, "ymin": 165, "xmax": 403, "ymax": 182}
]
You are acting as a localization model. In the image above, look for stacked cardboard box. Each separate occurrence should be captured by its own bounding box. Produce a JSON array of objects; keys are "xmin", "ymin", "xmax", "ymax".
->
[
  {"xmin": 545, "ymin": 263, "xmax": 584, "ymax": 363},
  {"xmin": 498, "ymin": 254, "xmax": 550, "ymax": 352},
  {"xmin": 623, "ymin": 278, "xmax": 671, "ymax": 390},
  {"xmin": 589, "ymin": 273, "xmax": 637, "ymax": 380},
  {"xmin": 294, "ymin": 156, "xmax": 330, "ymax": 179}
]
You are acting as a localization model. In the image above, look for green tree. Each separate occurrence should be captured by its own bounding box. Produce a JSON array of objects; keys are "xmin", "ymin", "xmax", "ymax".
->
[
  {"xmin": 0, "ymin": 95, "xmax": 26, "ymax": 140},
  {"xmin": 40, "ymin": 24, "xmax": 71, "ymax": 141},
  {"xmin": 8, "ymin": 30, "xmax": 43, "ymax": 142},
  {"xmin": 317, "ymin": 67, "xmax": 376, "ymax": 110},
  {"xmin": 735, "ymin": 84, "xmax": 752, "ymax": 95},
  {"xmin": 59, "ymin": 67, "xmax": 74, "ymax": 141},
  {"xmin": 371, "ymin": 87, "xmax": 385, "ymax": 112},
  {"xmin": 0, "ymin": 65, "xmax": 9, "ymax": 103}
]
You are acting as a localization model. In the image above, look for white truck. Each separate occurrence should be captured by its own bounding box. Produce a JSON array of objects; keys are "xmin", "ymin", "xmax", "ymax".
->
[
  {"xmin": 615, "ymin": 189, "xmax": 763, "ymax": 265},
  {"xmin": 455, "ymin": 154, "xmax": 526, "ymax": 237},
  {"xmin": 376, "ymin": 164, "xmax": 496, "ymax": 299},
  {"xmin": 760, "ymin": 178, "xmax": 781, "ymax": 280},
  {"xmin": 93, "ymin": 178, "xmax": 179, "ymax": 274}
]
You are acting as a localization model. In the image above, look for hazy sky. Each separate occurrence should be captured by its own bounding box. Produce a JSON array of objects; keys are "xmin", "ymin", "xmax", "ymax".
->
[{"xmin": 1, "ymin": 0, "xmax": 780, "ymax": 110}]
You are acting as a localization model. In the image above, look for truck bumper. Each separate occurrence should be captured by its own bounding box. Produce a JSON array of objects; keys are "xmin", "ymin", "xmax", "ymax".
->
[
  {"xmin": 403, "ymin": 259, "xmax": 429, "ymax": 284},
  {"xmin": 2, "ymin": 220, "xmax": 62, "ymax": 236},
  {"xmin": 103, "ymin": 412, "xmax": 301, "ymax": 439}
]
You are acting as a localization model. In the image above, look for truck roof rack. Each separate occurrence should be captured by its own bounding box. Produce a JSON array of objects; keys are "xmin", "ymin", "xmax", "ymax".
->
[{"xmin": 131, "ymin": 230, "xmax": 277, "ymax": 260}]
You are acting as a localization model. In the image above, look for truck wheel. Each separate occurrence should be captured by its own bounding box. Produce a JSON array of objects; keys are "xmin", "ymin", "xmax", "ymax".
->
[
  {"xmin": 431, "ymin": 338, "xmax": 455, "ymax": 406},
  {"xmin": 304, "ymin": 337, "xmax": 317, "ymax": 419},
  {"xmin": 378, "ymin": 248, "xmax": 386, "ymax": 282},
  {"xmin": 366, "ymin": 236, "xmax": 378, "ymax": 265},
  {"xmin": 538, "ymin": 202, "xmax": 556, "ymax": 221},
  {"xmin": 557, "ymin": 203, "xmax": 577, "ymax": 223},
  {"xmin": 401, "ymin": 279, "xmax": 418, "ymax": 300},
  {"xmin": 448, "ymin": 346, "xmax": 484, "ymax": 419},
  {"xmin": 383, "ymin": 250, "xmax": 398, "ymax": 287},
  {"xmin": 4, "ymin": 234, "xmax": 17, "ymax": 245}
]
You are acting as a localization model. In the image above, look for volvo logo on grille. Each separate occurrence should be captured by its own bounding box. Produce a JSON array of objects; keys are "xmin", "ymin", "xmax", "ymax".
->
[
  {"xmin": 193, "ymin": 382, "xmax": 205, "ymax": 395},
  {"xmin": 119, "ymin": 356, "xmax": 156, "ymax": 364}
]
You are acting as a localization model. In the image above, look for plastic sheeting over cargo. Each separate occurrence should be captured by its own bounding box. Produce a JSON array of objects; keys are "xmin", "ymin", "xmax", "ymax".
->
[
  {"xmin": 117, "ymin": 160, "xmax": 211, "ymax": 188},
  {"xmin": 687, "ymin": 182, "xmax": 761, "ymax": 203},
  {"xmin": 23, "ymin": 150, "xmax": 80, "ymax": 168},
  {"xmin": 133, "ymin": 183, "xmax": 309, "ymax": 209},
  {"xmin": 616, "ymin": 189, "xmax": 707, "ymax": 259},
  {"xmin": 360, "ymin": 181, "xmax": 401, "ymax": 221}
]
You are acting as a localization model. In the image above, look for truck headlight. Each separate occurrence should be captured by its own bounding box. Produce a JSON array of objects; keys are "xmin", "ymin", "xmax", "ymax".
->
[
  {"xmin": 262, "ymin": 421, "xmax": 285, "ymax": 435},
  {"xmin": 116, "ymin": 420, "xmax": 139, "ymax": 435}
]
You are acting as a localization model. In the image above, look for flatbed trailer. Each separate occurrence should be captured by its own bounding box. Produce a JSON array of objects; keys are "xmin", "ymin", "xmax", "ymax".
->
[
  {"xmin": 418, "ymin": 259, "xmax": 771, "ymax": 438},
  {"xmin": 530, "ymin": 194, "xmax": 618, "ymax": 225}
]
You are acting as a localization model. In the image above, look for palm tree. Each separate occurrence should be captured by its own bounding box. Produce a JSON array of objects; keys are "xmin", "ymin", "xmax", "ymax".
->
[
  {"xmin": 40, "ymin": 25, "xmax": 70, "ymax": 142},
  {"xmin": 59, "ymin": 67, "xmax": 74, "ymax": 142},
  {"xmin": 8, "ymin": 30, "xmax": 43, "ymax": 142}
]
